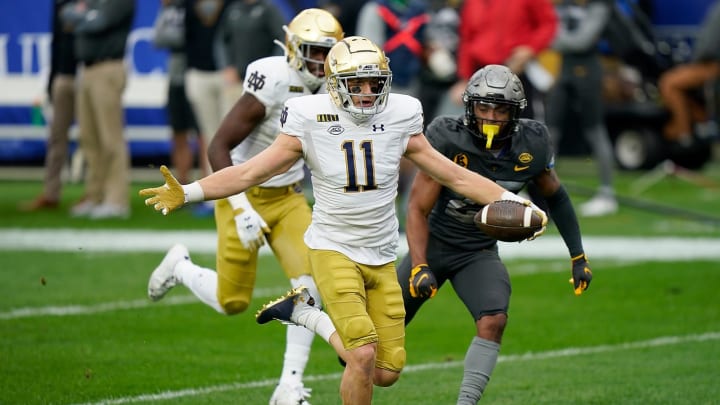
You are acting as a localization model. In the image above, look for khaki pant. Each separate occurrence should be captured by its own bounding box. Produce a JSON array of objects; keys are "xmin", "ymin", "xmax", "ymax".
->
[
  {"xmin": 43, "ymin": 74, "xmax": 76, "ymax": 201},
  {"xmin": 185, "ymin": 68, "xmax": 241, "ymax": 173},
  {"xmin": 76, "ymin": 60, "xmax": 129, "ymax": 207},
  {"xmin": 659, "ymin": 61, "xmax": 720, "ymax": 140}
]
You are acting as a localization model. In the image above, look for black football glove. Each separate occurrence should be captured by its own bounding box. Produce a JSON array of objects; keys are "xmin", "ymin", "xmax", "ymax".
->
[
  {"xmin": 569, "ymin": 253, "xmax": 592, "ymax": 295},
  {"xmin": 409, "ymin": 264, "xmax": 438, "ymax": 299}
]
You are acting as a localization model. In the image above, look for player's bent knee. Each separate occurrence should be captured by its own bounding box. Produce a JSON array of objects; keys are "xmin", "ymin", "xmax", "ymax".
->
[
  {"xmin": 477, "ymin": 313, "xmax": 508, "ymax": 339},
  {"xmin": 375, "ymin": 345, "xmax": 406, "ymax": 376},
  {"xmin": 220, "ymin": 299, "xmax": 249, "ymax": 315},
  {"xmin": 374, "ymin": 368, "xmax": 401, "ymax": 387}
]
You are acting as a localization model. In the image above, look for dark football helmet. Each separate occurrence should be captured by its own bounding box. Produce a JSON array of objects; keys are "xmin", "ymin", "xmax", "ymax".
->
[{"xmin": 463, "ymin": 64, "xmax": 527, "ymax": 148}]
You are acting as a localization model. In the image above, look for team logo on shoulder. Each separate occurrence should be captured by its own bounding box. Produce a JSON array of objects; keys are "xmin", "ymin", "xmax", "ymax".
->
[
  {"xmin": 289, "ymin": 86, "xmax": 304, "ymax": 93},
  {"xmin": 518, "ymin": 152, "xmax": 533, "ymax": 164},
  {"xmin": 453, "ymin": 153, "xmax": 469, "ymax": 168},
  {"xmin": 514, "ymin": 152, "xmax": 533, "ymax": 171},
  {"xmin": 247, "ymin": 71, "xmax": 266, "ymax": 91},
  {"xmin": 328, "ymin": 125, "xmax": 344, "ymax": 135},
  {"xmin": 280, "ymin": 106, "xmax": 288, "ymax": 127},
  {"xmin": 317, "ymin": 114, "xmax": 339, "ymax": 122}
]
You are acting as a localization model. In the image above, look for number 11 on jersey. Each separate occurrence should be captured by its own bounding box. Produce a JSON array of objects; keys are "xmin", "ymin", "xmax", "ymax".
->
[{"xmin": 342, "ymin": 140, "xmax": 378, "ymax": 192}]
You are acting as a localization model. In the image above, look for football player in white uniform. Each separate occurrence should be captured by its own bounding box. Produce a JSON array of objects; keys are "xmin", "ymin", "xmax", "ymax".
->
[
  {"xmin": 145, "ymin": 8, "xmax": 344, "ymax": 405},
  {"xmin": 140, "ymin": 36, "xmax": 546, "ymax": 405}
]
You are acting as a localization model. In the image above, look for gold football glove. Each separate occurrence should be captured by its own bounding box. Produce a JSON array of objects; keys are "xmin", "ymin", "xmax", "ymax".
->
[
  {"xmin": 138, "ymin": 165, "xmax": 185, "ymax": 215},
  {"xmin": 569, "ymin": 253, "xmax": 593, "ymax": 295},
  {"xmin": 409, "ymin": 264, "xmax": 438, "ymax": 299}
]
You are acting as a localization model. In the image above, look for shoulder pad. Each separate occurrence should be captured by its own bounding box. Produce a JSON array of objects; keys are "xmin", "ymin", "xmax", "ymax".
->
[{"xmin": 517, "ymin": 118, "xmax": 551, "ymax": 140}]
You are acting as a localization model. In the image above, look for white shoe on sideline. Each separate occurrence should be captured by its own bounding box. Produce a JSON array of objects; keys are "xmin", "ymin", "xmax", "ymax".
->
[
  {"xmin": 580, "ymin": 195, "xmax": 618, "ymax": 217},
  {"xmin": 89, "ymin": 203, "xmax": 130, "ymax": 219},
  {"xmin": 148, "ymin": 244, "xmax": 189, "ymax": 301},
  {"xmin": 269, "ymin": 382, "xmax": 312, "ymax": 405},
  {"xmin": 70, "ymin": 199, "xmax": 96, "ymax": 217}
]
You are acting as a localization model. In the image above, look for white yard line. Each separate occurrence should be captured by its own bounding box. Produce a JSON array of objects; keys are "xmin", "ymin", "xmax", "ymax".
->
[
  {"xmin": 1, "ymin": 230, "xmax": 718, "ymax": 321},
  {"xmin": 0, "ymin": 287, "xmax": 288, "ymax": 320},
  {"xmin": 1, "ymin": 228, "xmax": 720, "ymax": 260},
  {"xmin": 69, "ymin": 331, "xmax": 720, "ymax": 405}
]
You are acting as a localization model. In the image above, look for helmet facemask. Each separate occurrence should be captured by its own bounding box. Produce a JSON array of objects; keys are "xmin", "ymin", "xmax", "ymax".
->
[
  {"xmin": 325, "ymin": 36, "xmax": 393, "ymax": 122},
  {"xmin": 462, "ymin": 65, "xmax": 527, "ymax": 149}
]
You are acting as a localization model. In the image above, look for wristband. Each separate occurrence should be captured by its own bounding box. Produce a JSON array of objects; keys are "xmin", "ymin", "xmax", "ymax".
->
[
  {"xmin": 500, "ymin": 191, "xmax": 525, "ymax": 204},
  {"xmin": 182, "ymin": 182, "xmax": 204, "ymax": 203},
  {"xmin": 572, "ymin": 253, "xmax": 588, "ymax": 263}
]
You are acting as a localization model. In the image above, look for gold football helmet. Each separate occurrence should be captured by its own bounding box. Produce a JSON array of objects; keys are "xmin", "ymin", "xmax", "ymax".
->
[
  {"xmin": 281, "ymin": 8, "xmax": 344, "ymax": 90},
  {"xmin": 325, "ymin": 36, "xmax": 392, "ymax": 121}
]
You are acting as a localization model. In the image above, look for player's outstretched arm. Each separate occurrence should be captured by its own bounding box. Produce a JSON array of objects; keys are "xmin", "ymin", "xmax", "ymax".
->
[
  {"xmin": 405, "ymin": 134, "xmax": 506, "ymax": 204},
  {"xmin": 139, "ymin": 134, "xmax": 303, "ymax": 215},
  {"xmin": 405, "ymin": 134, "xmax": 546, "ymax": 224}
]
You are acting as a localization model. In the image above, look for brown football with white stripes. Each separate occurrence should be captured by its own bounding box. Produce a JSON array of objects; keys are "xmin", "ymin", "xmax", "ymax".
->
[{"xmin": 473, "ymin": 200, "xmax": 545, "ymax": 242}]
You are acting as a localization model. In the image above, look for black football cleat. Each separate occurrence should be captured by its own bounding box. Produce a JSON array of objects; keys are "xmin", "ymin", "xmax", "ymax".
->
[{"xmin": 256, "ymin": 286, "xmax": 315, "ymax": 325}]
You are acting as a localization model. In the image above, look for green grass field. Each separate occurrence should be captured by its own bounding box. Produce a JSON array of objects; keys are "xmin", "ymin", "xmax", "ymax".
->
[{"xmin": 1, "ymin": 158, "xmax": 720, "ymax": 404}]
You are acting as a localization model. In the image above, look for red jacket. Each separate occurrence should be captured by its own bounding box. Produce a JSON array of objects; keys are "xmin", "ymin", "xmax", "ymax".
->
[{"xmin": 456, "ymin": 0, "xmax": 557, "ymax": 79}]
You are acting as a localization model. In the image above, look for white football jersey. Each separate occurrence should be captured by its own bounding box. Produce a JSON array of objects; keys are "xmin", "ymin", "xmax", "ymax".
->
[
  {"xmin": 281, "ymin": 93, "xmax": 424, "ymax": 265},
  {"xmin": 230, "ymin": 56, "xmax": 317, "ymax": 187}
]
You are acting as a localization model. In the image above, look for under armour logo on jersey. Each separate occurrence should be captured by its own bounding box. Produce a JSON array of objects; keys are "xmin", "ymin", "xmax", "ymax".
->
[
  {"xmin": 372, "ymin": 124, "xmax": 385, "ymax": 132},
  {"xmin": 247, "ymin": 71, "xmax": 267, "ymax": 91},
  {"xmin": 280, "ymin": 106, "xmax": 288, "ymax": 127}
]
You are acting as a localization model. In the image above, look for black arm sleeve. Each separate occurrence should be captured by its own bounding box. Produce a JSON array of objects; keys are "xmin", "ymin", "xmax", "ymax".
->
[{"xmin": 546, "ymin": 186, "xmax": 584, "ymax": 258}]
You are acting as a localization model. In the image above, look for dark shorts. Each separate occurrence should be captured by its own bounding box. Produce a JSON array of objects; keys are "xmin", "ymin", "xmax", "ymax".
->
[
  {"xmin": 397, "ymin": 236, "xmax": 511, "ymax": 324},
  {"xmin": 167, "ymin": 83, "xmax": 198, "ymax": 133}
]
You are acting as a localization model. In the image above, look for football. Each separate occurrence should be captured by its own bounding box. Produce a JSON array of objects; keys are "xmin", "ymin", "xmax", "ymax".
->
[{"xmin": 474, "ymin": 200, "xmax": 545, "ymax": 242}]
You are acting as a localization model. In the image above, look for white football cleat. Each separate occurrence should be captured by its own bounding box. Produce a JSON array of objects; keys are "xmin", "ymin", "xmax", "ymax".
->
[
  {"xmin": 580, "ymin": 194, "xmax": 618, "ymax": 217},
  {"xmin": 256, "ymin": 286, "xmax": 317, "ymax": 326},
  {"xmin": 269, "ymin": 382, "xmax": 312, "ymax": 405},
  {"xmin": 148, "ymin": 244, "xmax": 189, "ymax": 301}
]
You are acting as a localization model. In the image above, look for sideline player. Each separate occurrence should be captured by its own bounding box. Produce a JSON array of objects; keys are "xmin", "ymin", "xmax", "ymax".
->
[
  {"xmin": 146, "ymin": 9, "xmax": 344, "ymax": 404},
  {"xmin": 396, "ymin": 64, "xmax": 593, "ymax": 404},
  {"xmin": 140, "ymin": 37, "xmax": 546, "ymax": 405}
]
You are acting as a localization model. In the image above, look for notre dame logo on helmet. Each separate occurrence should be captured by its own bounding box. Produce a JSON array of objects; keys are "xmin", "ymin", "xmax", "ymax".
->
[{"xmin": 453, "ymin": 153, "xmax": 469, "ymax": 168}]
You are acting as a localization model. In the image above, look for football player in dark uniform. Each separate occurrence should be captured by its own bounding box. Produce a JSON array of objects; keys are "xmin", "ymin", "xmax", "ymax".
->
[{"xmin": 396, "ymin": 64, "xmax": 593, "ymax": 404}]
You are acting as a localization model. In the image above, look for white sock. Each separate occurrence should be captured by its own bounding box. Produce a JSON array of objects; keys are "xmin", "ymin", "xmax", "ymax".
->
[
  {"xmin": 279, "ymin": 326, "xmax": 313, "ymax": 386},
  {"xmin": 277, "ymin": 276, "xmax": 318, "ymax": 386},
  {"xmin": 174, "ymin": 260, "xmax": 225, "ymax": 314},
  {"xmin": 290, "ymin": 275, "xmax": 335, "ymax": 343}
]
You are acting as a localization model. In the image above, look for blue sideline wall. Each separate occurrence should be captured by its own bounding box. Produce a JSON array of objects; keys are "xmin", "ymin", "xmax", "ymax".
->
[{"xmin": 0, "ymin": 0, "xmax": 168, "ymax": 165}]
